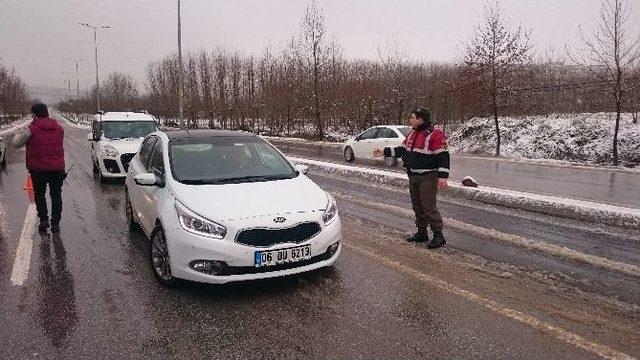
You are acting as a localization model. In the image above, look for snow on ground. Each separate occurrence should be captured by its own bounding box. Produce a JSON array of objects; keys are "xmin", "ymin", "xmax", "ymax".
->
[
  {"xmin": 55, "ymin": 111, "xmax": 91, "ymax": 129},
  {"xmin": 448, "ymin": 113, "xmax": 640, "ymax": 167},
  {"xmin": 290, "ymin": 156, "xmax": 640, "ymax": 230}
]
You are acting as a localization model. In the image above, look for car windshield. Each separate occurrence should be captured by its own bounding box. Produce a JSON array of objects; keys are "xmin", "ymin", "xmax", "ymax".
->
[
  {"xmin": 169, "ymin": 136, "xmax": 298, "ymax": 184},
  {"xmin": 101, "ymin": 121, "xmax": 157, "ymax": 139},
  {"xmin": 398, "ymin": 126, "xmax": 411, "ymax": 137}
]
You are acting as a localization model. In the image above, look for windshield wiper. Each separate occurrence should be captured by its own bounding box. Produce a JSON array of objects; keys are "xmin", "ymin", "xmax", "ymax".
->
[
  {"xmin": 180, "ymin": 179, "xmax": 216, "ymax": 184},
  {"xmin": 181, "ymin": 175, "xmax": 293, "ymax": 185}
]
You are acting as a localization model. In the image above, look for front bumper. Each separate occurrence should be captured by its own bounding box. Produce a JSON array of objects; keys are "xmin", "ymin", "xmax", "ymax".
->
[
  {"xmin": 98, "ymin": 153, "xmax": 135, "ymax": 178},
  {"xmin": 165, "ymin": 217, "xmax": 342, "ymax": 284}
]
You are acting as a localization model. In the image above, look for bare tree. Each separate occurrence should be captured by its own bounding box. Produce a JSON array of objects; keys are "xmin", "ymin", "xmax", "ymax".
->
[
  {"xmin": 0, "ymin": 64, "xmax": 30, "ymax": 119},
  {"xmin": 463, "ymin": 1, "xmax": 532, "ymax": 155},
  {"xmin": 96, "ymin": 72, "xmax": 140, "ymax": 111},
  {"xmin": 301, "ymin": 0, "xmax": 326, "ymax": 139},
  {"xmin": 569, "ymin": 0, "xmax": 640, "ymax": 165}
]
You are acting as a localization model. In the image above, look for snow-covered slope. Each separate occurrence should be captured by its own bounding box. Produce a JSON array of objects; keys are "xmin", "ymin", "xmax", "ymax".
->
[{"xmin": 449, "ymin": 113, "xmax": 640, "ymax": 167}]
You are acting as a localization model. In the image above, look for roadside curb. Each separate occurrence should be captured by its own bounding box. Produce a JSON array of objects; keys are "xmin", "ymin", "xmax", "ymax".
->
[
  {"xmin": 54, "ymin": 110, "xmax": 91, "ymax": 129},
  {"xmin": 291, "ymin": 157, "xmax": 640, "ymax": 230}
]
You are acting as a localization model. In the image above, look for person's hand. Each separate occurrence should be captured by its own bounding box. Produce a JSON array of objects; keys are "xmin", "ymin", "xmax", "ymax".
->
[
  {"xmin": 373, "ymin": 148, "xmax": 384, "ymax": 158},
  {"xmin": 438, "ymin": 178, "xmax": 448, "ymax": 191}
]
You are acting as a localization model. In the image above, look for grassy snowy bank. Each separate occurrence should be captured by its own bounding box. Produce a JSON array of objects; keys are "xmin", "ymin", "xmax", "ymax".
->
[{"xmin": 449, "ymin": 113, "xmax": 640, "ymax": 167}]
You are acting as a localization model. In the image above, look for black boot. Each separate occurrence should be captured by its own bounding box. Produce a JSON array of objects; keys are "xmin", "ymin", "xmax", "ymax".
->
[
  {"xmin": 38, "ymin": 219, "xmax": 50, "ymax": 233},
  {"xmin": 427, "ymin": 230, "xmax": 446, "ymax": 249},
  {"xmin": 407, "ymin": 228, "xmax": 428, "ymax": 243}
]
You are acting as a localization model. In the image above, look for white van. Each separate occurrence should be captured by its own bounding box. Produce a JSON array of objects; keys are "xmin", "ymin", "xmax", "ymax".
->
[{"xmin": 89, "ymin": 111, "xmax": 158, "ymax": 182}]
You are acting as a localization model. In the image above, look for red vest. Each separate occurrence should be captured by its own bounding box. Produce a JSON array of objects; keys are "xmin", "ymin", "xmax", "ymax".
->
[{"xmin": 26, "ymin": 118, "xmax": 65, "ymax": 172}]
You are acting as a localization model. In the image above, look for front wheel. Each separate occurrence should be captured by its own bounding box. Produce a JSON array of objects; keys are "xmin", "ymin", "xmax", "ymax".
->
[
  {"xmin": 149, "ymin": 225, "xmax": 178, "ymax": 287},
  {"xmin": 344, "ymin": 146, "xmax": 355, "ymax": 163}
]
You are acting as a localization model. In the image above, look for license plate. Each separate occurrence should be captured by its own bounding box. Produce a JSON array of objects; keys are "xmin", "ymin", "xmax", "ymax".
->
[{"xmin": 254, "ymin": 245, "xmax": 312, "ymax": 267}]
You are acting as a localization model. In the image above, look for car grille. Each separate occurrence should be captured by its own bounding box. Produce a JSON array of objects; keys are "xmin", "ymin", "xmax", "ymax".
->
[
  {"xmin": 120, "ymin": 153, "xmax": 135, "ymax": 172},
  {"xmin": 236, "ymin": 222, "xmax": 322, "ymax": 247}
]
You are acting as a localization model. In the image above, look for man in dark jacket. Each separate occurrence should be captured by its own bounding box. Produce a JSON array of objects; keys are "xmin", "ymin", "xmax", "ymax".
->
[
  {"xmin": 13, "ymin": 103, "xmax": 65, "ymax": 233},
  {"xmin": 374, "ymin": 107, "xmax": 449, "ymax": 249}
]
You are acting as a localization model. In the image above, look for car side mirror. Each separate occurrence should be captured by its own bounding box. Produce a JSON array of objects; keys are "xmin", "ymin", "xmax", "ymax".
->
[
  {"xmin": 295, "ymin": 164, "xmax": 309, "ymax": 175},
  {"xmin": 87, "ymin": 133, "xmax": 93, "ymax": 142},
  {"xmin": 134, "ymin": 173, "xmax": 162, "ymax": 187}
]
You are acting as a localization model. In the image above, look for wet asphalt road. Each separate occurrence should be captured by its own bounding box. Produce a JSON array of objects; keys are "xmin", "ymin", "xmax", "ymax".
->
[
  {"xmin": 267, "ymin": 139, "xmax": 640, "ymax": 209},
  {"xmin": 0, "ymin": 119, "xmax": 638, "ymax": 359}
]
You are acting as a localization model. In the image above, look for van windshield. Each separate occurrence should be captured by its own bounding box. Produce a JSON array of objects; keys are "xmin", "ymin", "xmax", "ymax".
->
[{"xmin": 101, "ymin": 121, "xmax": 157, "ymax": 139}]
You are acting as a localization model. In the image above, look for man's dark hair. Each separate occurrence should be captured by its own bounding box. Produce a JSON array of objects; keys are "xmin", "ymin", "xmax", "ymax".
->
[
  {"xmin": 31, "ymin": 103, "xmax": 49, "ymax": 118},
  {"xmin": 412, "ymin": 106, "xmax": 432, "ymax": 123}
]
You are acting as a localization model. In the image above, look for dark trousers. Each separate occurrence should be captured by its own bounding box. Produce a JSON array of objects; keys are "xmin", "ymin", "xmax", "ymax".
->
[
  {"xmin": 408, "ymin": 172, "xmax": 444, "ymax": 232},
  {"xmin": 30, "ymin": 171, "xmax": 65, "ymax": 225}
]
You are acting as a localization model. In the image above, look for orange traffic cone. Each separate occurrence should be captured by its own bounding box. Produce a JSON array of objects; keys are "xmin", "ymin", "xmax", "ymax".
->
[{"xmin": 24, "ymin": 174, "xmax": 33, "ymax": 191}]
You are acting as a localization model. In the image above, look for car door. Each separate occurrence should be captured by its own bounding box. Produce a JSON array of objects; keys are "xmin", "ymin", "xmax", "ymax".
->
[
  {"xmin": 374, "ymin": 127, "xmax": 401, "ymax": 154},
  {"xmin": 352, "ymin": 127, "xmax": 379, "ymax": 158},
  {"xmin": 129, "ymin": 136, "xmax": 158, "ymax": 234},
  {"xmin": 139, "ymin": 139, "xmax": 165, "ymax": 234}
]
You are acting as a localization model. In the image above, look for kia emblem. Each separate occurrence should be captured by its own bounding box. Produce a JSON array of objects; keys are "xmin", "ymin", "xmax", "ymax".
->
[{"xmin": 273, "ymin": 217, "xmax": 286, "ymax": 223}]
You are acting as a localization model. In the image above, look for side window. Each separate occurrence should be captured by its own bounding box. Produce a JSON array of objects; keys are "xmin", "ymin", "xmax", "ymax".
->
[
  {"xmin": 139, "ymin": 137, "xmax": 158, "ymax": 169},
  {"xmin": 376, "ymin": 127, "xmax": 398, "ymax": 139},
  {"xmin": 148, "ymin": 142, "xmax": 165, "ymax": 177},
  {"xmin": 358, "ymin": 127, "xmax": 378, "ymax": 140}
]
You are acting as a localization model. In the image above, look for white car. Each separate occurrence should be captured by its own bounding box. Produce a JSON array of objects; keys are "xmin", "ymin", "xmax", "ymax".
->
[
  {"xmin": 0, "ymin": 135, "xmax": 6, "ymax": 168},
  {"xmin": 88, "ymin": 111, "xmax": 158, "ymax": 182},
  {"xmin": 125, "ymin": 130, "xmax": 342, "ymax": 287},
  {"xmin": 342, "ymin": 125, "xmax": 410, "ymax": 166}
]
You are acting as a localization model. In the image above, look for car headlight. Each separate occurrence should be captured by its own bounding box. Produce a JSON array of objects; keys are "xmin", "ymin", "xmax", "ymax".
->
[
  {"xmin": 103, "ymin": 144, "xmax": 119, "ymax": 157},
  {"xmin": 322, "ymin": 193, "xmax": 338, "ymax": 224},
  {"xmin": 175, "ymin": 200, "xmax": 227, "ymax": 239}
]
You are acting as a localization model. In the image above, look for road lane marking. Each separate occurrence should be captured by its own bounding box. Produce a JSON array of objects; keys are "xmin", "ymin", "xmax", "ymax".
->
[
  {"xmin": 345, "ymin": 243, "xmax": 636, "ymax": 360},
  {"xmin": 333, "ymin": 192, "xmax": 640, "ymax": 278},
  {"xmin": 10, "ymin": 203, "xmax": 37, "ymax": 286}
]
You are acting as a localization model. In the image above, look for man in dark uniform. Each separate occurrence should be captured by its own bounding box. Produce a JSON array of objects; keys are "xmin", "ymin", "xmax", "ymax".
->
[{"xmin": 374, "ymin": 107, "xmax": 449, "ymax": 249}]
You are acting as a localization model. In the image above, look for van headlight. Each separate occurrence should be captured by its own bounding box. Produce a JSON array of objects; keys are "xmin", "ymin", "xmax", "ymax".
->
[
  {"xmin": 322, "ymin": 193, "xmax": 338, "ymax": 225},
  {"xmin": 103, "ymin": 144, "xmax": 119, "ymax": 157},
  {"xmin": 175, "ymin": 200, "xmax": 227, "ymax": 239}
]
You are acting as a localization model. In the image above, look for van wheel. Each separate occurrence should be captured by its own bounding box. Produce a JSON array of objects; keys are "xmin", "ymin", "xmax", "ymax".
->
[{"xmin": 125, "ymin": 189, "xmax": 139, "ymax": 232}]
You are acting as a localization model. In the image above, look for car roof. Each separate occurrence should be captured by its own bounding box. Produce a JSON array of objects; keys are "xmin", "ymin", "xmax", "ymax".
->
[
  {"xmin": 375, "ymin": 125, "xmax": 409, "ymax": 128},
  {"xmin": 95, "ymin": 112, "xmax": 156, "ymax": 122},
  {"xmin": 164, "ymin": 129, "xmax": 255, "ymax": 141}
]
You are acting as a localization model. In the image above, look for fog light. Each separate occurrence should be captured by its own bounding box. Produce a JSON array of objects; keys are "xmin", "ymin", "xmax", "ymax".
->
[
  {"xmin": 190, "ymin": 260, "xmax": 227, "ymax": 275},
  {"xmin": 327, "ymin": 242, "xmax": 340, "ymax": 257}
]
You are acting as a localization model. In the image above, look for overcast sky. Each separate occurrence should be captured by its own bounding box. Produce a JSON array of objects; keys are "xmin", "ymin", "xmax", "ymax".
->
[{"xmin": 1, "ymin": 0, "xmax": 638, "ymax": 91}]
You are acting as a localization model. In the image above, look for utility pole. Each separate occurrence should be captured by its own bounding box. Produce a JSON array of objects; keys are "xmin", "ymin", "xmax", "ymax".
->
[
  {"xmin": 79, "ymin": 23, "xmax": 110, "ymax": 112},
  {"xmin": 66, "ymin": 57, "xmax": 83, "ymax": 98},
  {"xmin": 177, "ymin": 0, "xmax": 185, "ymax": 128}
]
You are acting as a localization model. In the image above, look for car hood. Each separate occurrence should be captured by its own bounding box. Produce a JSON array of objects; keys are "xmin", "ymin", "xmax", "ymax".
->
[
  {"xmin": 100, "ymin": 138, "xmax": 144, "ymax": 154},
  {"xmin": 171, "ymin": 175, "xmax": 329, "ymax": 221}
]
